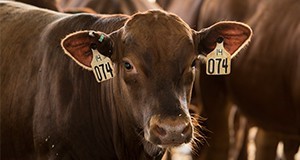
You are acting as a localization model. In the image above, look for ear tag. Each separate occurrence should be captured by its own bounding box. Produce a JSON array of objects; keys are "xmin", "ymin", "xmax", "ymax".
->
[
  {"xmin": 206, "ymin": 40, "xmax": 231, "ymax": 75},
  {"xmin": 91, "ymin": 49, "xmax": 115, "ymax": 83}
]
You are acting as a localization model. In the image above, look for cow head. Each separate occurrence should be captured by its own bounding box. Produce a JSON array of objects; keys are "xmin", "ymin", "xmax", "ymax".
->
[{"xmin": 61, "ymin": 10, "xmax": 252, "ymax": 155}]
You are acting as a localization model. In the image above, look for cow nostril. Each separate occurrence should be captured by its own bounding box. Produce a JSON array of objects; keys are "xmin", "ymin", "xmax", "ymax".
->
[
  {"xmin": 153, "ymin": 125, "xmax": 167, "ymax": 136},
  {"xmin": 181, "ymin": 123, "xmax": 191, "ymax": 135}
]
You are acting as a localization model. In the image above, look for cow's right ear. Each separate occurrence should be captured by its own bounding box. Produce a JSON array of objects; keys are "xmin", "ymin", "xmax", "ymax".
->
[{"xmin": 61, "ymin": 30, "xmax": 113, "ymax": 70}]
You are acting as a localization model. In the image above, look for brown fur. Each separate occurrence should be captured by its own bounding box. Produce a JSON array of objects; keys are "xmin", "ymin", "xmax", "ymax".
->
[
  {"xmin": 12, "ymin": 0, "xmax": 60, "ymax": 11},
  {"xmin": 156, "ymin": 0, "xmax": 203, "ymax": 29},
  {"xmin": 59, "ymin": 0, "xmax": 161, "ymax": 15},
  {"xmin": 0, "ymin": 1, "xmax": 252, "ymax": 159}
]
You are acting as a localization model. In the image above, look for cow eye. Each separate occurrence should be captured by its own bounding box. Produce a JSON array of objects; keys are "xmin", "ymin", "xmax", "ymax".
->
[
  {"xmin": 122, "ymin": 58, "xmax": 137, "ymax": 73},
  {"xmin": 124, "ymin": 61, "xmax": 133, "ymax": 70}
]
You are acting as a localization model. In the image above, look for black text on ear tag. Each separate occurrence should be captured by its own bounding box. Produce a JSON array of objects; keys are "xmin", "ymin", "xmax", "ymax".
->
[
  {"xmin": 206, "ymin": 40, "xmax": 231, "ymax": 75},
  {"xmin": 91, "ymin": 49, "xmax": 115, "ymax": 83}
]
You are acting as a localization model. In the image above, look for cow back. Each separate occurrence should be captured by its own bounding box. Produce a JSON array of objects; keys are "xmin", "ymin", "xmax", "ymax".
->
[
  {"xmin": 60, "ymin": 0, "xmax": 161, "ymax": 15},
  {"xmin": 0, "ymin": 2, "xmax": 65, "ymax": 159}
]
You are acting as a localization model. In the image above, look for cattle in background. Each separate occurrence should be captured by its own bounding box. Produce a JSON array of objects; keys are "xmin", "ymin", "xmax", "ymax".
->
[
  {"xmin": 196, "ymin": 0, "xmax": 300, "ymax": 159},
  {"xmin": 0, "ymin": 1, "xmax": 252, "ymax": 159},
  {"xmin": 59, "ymin": 0, "xmax": 161, "ymax": 15},
  {"xmin": 5, "ymin": 0, "xmax": 60, "ymax": 10},
  {"xmin": 8, "ymin": 0, "xmax": 97, "ymax": 13},
  {"xmin": 156, "ymin": 0, "xmax": 203, "ymax": 29},
  {"xmin": 156, "ymin": 0, "xmax": 170, "ymax": 9},
  {"xmin": 197, "ymin": 0, "xmax": 261, "ymax": 29}
]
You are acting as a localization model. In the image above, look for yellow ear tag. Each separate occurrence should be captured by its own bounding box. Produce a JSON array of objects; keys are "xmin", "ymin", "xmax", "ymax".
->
[
  {"xmin": 91, "ymin": 49, "xmax": 115, "ymax": 83},
  {"xmin": 206, "ymin": 41, "xmax": 231, "ymax": 75}
]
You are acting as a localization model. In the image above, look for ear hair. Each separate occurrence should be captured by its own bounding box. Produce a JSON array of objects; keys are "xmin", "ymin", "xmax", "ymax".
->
[
  {"xmin": 61, "ymin": 30, "xmax": 94, "ymax": 70},
  {"xmin": 61, "ymin": 30, "xmax": 114, "ymax": 70},
  {"xmin": 216, "ymin": 21, "xmax": 253, "ymax": 58},
  {"xmin": 195, "ymin": 21, "xmax": 253, "ymax": 58}
]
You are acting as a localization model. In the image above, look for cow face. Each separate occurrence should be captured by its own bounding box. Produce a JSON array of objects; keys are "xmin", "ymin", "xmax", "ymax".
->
[
  {"xmin": 113, "ymin": 11, "xmax": 197, "ymax": 148},
  {"xmin": 61, "ymin": 10, "xmax": 252, "ymax": 151}
]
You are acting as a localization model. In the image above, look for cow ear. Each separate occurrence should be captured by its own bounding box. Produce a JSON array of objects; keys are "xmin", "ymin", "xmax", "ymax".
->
[
  {"xmin": 195, "ymin": 21, "xmax": 252, "ymax": 58},
  {"xmin": 61, "ymin": 30, "xmax": 113, "ymax": 70}
]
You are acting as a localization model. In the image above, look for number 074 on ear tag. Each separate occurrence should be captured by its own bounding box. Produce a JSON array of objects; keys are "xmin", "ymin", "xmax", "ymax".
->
[
  {"xmin": 206, "ymin": 41, "xmax": 231, "ymax": 75},
  {"xmin": 91, "ymin": 49, "xmax": 115, "ymax": 83}
]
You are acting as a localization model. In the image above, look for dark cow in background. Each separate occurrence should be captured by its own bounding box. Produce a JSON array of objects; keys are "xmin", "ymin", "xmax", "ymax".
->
[
  {"xmin": 18, "ymin": 0, "xmax": 59, "ymax": 10},
  {"xmin": 0, "ymin": 1, "xmax": 252, "ymax": 159},
  {"xmin": 156, "ymin": 0, "xmax": 203, "ymax": 29},
  {"xmin": 156, "ymin": 0, "xmax": 170, "ymax": 9},
  {"xmin": 197, "ymin": 0, "xmax": 262, "ymax": 29},
  {"xmin": 9, "ymin": 0, "xmax": 161, "ymax": 14},
  {"xmin": 195, "ymin": 0, "xmax": 300, "ymax": 159},
  {"xmin": 59, "ymin": 0, "xmax": 161, "ymax": 15},
  {"xmin": 4, "ymin": 0, "xmax": 60, "ymax": 10},
  {"xmin": 7, "ymin": 0, "xmax": 97, "ymax": 13}
]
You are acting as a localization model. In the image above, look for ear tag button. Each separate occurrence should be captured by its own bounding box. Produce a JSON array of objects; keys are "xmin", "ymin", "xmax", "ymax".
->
[
  {"xmin": 206, "ymin": 41, "xmax": 231, "ymax": 75},
  {"xmin": 91, "ymin": 49, "xmax": 115, "ymax": 83}
]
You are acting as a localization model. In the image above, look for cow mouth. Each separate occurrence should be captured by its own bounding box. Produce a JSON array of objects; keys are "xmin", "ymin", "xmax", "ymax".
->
[{"xmin": 147, "ymin": 133, "xmax": 193, "ymax": 148}]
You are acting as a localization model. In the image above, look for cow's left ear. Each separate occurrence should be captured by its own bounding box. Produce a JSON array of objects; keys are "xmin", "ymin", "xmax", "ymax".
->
[
  {"xmin": 61, "ymin": 30, "xmax": 113, "ymax": 70},
  {"xmin": 194, "ymin": 21, "xmax": 252, "ymax": 58}
]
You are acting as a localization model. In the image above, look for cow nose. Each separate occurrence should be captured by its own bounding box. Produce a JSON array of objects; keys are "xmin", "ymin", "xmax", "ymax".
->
[{"xmin": 148, "ymin": 115, "xmax": 193, "ymax": 146}]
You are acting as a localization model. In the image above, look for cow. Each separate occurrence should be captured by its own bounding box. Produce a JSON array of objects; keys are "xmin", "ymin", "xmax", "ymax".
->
[
  {"xmin": 156, "ymin": 0, "xmax": 170, "ymax": 9},
  {"xmin": 8, "ymin": 0, "xmax": 98, "ymax": 13},
  {"xmin": 197, "ymin": 0, "xmax": 262, "ymax": 29},
  {"xmin": 5, "ymin": 0, "xmax": 60, "ymax": 10},
  {"xmin": 59, "ymin": 0, "xmax": 161, "ymax": 15},
  {"xmin": 156, "ymin": 0, "xmax": 203, "ymax": 29},
  {"xmin": 195, "ymin": 0, "xmax": 300, "ymax": 159},
  {"xmin": 0, "ymin": 1, "xmax": 252, "ymax": 159}
]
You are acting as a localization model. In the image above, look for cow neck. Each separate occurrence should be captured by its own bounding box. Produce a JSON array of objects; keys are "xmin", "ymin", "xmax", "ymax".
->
[{"xmin": 109, "ymin": 78, "xmax": 145, "ymax": 158}]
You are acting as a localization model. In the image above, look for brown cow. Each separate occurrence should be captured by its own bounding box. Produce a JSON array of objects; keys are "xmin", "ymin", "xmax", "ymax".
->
[
  {"xmin": 59, "ymin": 0, "xmax": 161, "ymax": 15},
  {"xmin": 157, "ymin": 0, "xmax": 203, "ymax": 29},
  {"xmin": 0, "ymin": 1, "xmax": 252, "ymax": 159},
  {"xmin": 7, "ymin": 0, "xmax": 60, "ymax": 10},
  {"xmin": 156, "ymin": 0, "xmax": 170, "ymax": 9},
  {"xmin": 9, "ymin": 0, "xmax": 96, "ymax": 13},
  {"xmin": 197, "ymin": 0, "xmax": 262, "ymax": 29},
  {"xmin": 196, "ymin": 0, "xmax": 300, "ymax": 159},
  {"xmin": 156, "ymin": 0, "xmax": 203, "ymax": 29}
]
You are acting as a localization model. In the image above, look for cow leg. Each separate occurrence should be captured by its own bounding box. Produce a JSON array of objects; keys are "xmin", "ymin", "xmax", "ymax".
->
[
  {"xmin": 228, "ymin": 107, "xmax": 249, "ymax": 160},
  {"xmin": 255, "ymin": 129, "xmax": 279, "ymax": 160},
  {"xmin": 282, "ymin": 138, "xmax": 300, "ymax": 160},
  {"xmin": 236, "ymin": 114, "xmax": 250, "ymax": 160},
  {"xmin": 236, "ymin": 128, "xmax": 249, "ymax": 160},
  {"xmin": 197, "ymin": 74, "xmax": 231, "ymax": 160},
  {"xmin": 202, "ymin": 101, "xmax": 231, "ymax": 160}
]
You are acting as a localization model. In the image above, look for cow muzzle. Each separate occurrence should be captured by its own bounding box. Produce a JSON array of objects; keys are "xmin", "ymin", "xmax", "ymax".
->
[{"xmin": 145, "ymin": 115, "xmax": 193, "ymax": 147}]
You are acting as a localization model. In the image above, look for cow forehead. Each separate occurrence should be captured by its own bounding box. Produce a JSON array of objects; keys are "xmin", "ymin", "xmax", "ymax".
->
[
  {"xmin": 122, "ymin": 10, "xmax": 193, "ymax": 48},
  {"xmin": 120, "ymin": 10, "xmax": 195, "ymax": 62}
]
